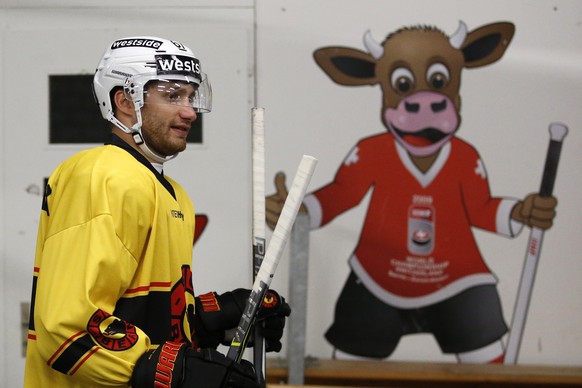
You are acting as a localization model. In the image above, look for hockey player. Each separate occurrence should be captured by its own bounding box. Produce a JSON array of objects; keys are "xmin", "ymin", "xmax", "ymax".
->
[{"xmin": 24, "ymin": 36, "xmax": 290, "ymax": 387}]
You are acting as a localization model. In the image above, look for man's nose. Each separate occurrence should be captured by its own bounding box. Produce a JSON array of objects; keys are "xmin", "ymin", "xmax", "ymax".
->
[{"xmin": 180, "ymin": 105, "xmax": 197, "ymax": 121}]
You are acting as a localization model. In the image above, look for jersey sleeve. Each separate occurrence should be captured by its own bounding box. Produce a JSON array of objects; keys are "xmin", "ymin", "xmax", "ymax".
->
[
  {"xmin": 31, "ymin": 168, "xmax": 154, "ymax": 385},
  {"xmin": 460, "ymin": 148, "xmax": 505, "ymax": 233},
  {"xmin": 309, "ymin": 143, "xmax": 375, "ymax": 227}
]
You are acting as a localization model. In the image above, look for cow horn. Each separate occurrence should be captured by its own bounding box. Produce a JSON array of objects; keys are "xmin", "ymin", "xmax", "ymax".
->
[
  {"xmin": 449, "ymin": 21, "xmax": 468, "ymax": 49},
  {"xmin": 363, "ymin": 30, "xmax": 384, "ymax": 59}
]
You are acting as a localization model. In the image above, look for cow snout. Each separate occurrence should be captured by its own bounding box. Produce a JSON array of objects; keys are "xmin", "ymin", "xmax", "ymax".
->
[
  {"xmin": 384, "ymin": 90, "xmax": 460, "ymax": 157},
  {"xmin": 386, "ymin": 91, "xmax": 458, "ymax": 132}
]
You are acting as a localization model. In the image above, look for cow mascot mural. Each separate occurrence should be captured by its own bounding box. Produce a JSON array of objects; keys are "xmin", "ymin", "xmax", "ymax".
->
[{"xmin": 266, "ymin": 21, "xmax": 559, "ymax": 364}]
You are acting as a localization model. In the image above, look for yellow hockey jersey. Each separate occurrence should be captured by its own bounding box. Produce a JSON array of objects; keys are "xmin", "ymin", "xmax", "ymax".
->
[{"xmin": 24, "ymin": 135, "xmax": 197, "ymax": 387}]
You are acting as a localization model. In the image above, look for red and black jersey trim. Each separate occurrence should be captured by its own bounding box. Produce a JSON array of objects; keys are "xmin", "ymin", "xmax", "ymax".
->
[{"xmin": 50, "ymin": 333, "xmax": 96, "ymax": 375}]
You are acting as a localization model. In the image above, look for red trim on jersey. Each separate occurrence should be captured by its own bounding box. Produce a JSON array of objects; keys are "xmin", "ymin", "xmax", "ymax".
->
[
  {"xmin": 47, "ymin": 331, "xmax": 86, "ymax": 366},
  {"xmin": 125, "ymin": 282, "xmax": 172, "ymax": 294}
]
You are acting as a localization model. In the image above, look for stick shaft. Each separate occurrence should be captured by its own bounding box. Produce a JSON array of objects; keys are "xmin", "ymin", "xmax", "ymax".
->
[
  {"xmin": 228, "ymin": 155, "xmax": 317, "ymax": 362},
  {"xmin": 505, "ymin": 227, "xmax": 544, "ymax": 364},
  {"xmin": 252, "ymin": 107, "xmax": 266, "ymax": 272},
  {"xmin": 251, "ymin": 107, "xmax": 267, "ymax": 386},
  {"xmin": 505, "ymin": 123, "xmax": 568, "ymax": 364},
  {"xmin": 540, "ymin": 139, "xmax": 564, "ymax": 197}
]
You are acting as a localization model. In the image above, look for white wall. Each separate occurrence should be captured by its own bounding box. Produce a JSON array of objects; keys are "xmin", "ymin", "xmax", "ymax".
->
[
  {"xmin": 0, "ymin": 2, "xmax": 581, "ymax": 386},
  {"xmin": 257, "ymin": 0, "xmax": 582, "ymax": 366}
]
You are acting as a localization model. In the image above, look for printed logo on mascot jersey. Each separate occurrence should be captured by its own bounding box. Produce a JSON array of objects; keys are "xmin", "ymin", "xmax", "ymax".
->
[
  {"xmin": 170, "ymin": 265, "xmax": 196, "ymax": 344},
  {"xmin": 87, "ymin": 310, "xmax": 138, "ymax": 351}
]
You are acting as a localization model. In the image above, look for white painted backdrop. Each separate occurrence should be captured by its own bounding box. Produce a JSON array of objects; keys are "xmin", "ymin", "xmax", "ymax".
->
[{"xmin": 1, "ymin": 1, "xmax": 581, "ymax": 386}]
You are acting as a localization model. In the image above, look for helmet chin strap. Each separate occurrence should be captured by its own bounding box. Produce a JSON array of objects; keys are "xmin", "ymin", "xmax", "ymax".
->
[
  {"xmin": 132, "ymin": 131, "xmax": 178, "ymax": 164},
  {"xmin": 110, "ymin": 109, "xmax": 178, "ymax": 164}
]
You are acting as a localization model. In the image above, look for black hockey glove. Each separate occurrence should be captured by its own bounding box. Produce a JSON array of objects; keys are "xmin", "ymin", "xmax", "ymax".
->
[
  {"xmin": 193, "ymin": 288, "xmax": 291, "ymax": 351},
  {"xmin": 132, "ymin": 341, "xmax": 259, "ymax": 388}
]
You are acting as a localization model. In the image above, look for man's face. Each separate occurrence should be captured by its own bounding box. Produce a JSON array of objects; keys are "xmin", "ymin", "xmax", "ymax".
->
[{"xmin": 140, "ymin": 80, "xmax": 198, "ymax": 157}]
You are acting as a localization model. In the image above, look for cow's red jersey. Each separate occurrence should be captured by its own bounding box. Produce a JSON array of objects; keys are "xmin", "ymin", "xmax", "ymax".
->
[{"xmin": 305, "ymin": 133, "xmax": 520, "ymax": 308}]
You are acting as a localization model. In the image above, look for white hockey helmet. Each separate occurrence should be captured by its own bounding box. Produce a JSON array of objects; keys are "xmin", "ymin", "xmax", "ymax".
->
[{"xmin": 93, "ymin": 36, "xmax": 212, "ymax": 162}]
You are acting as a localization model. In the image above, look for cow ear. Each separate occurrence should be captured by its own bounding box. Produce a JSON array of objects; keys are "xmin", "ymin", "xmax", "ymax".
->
[
  {"xmin": 462, "ymin": 22, "xmax": 515, "ymax": 68},
  {"xmin": 313, "ymin": 47, "xmax": 378, "ymax": 86}
]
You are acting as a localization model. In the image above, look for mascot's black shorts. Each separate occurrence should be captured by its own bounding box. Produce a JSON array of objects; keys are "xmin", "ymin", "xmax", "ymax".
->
[{"xmin": 325, "ymin": 271, "xmax": 508, "ymax": 358}]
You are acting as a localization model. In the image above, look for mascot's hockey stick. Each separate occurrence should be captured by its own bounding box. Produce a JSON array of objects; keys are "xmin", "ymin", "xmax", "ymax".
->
[
  {"xmin": 227, "ymin": 154, "xmax": 318, "ymax": 363},
  {"xmin": 251, "ymin": 108, "xmax": 267, "ymax": 386},
  {"xmin": 505, "ymin": 122, "xmax": 568, "ymax": 364}
]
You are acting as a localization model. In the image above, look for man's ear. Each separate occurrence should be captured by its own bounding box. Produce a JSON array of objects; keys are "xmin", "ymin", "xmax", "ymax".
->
[{"xmin": 112, "ymin": 88, "xmax": 135, "ymax": 116}]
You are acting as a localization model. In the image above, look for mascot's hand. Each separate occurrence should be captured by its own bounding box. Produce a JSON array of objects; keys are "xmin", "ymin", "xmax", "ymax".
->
[
  {"xmin": 512, "ymin": 193, "xmax": 557, "ymax": 230},
  {"xmin": 266, "ymin": 172, "xmax": 288, "ymax": 230},
  {"xmin": 266, "ymin": 172, "xmax": 308, "ymax": 230}
]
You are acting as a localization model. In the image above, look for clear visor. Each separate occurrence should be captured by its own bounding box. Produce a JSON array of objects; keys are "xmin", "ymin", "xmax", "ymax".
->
[{"xmin": 140, "ymin": 74, "xmax": 212, "ymax": 113}]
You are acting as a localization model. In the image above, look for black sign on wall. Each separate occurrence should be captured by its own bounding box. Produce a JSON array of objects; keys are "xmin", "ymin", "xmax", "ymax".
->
[{"xmin": 49, "ymin": 74, "xmax": 203, "ymax": 144}]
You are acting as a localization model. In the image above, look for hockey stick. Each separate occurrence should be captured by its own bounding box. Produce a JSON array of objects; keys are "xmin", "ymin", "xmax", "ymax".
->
[
  {"xmin": 227, "ymin": 154, "xmax": 318, "ymax": 363},
  {"xmin": 504, "ymin": 122, "xmax": 568, "ymax": 364},
  {"xmin": 251, "ymin": 107, "xmax": 267, "ymax": 386}
]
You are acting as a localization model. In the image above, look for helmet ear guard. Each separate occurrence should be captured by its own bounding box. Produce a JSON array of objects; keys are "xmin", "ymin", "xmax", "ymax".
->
[
  {"xmin": 123, "ymin": 77, "xmax": 145, "ymax": 110},
  {"xmin": 123, "ymin": 76, "xmax": 145, "ymax": 134}
]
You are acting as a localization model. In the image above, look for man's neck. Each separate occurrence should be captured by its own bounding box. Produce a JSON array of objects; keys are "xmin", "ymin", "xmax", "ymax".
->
[{"xmin": 111, "ymin": 127, "xmax": 165, "ymax": 166}]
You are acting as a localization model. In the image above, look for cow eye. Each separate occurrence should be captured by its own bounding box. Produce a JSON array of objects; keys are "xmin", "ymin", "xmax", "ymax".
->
[
  {"xmin": 391, "ymin": 67, "xmax": 415, "ymax": 93},
  {"xmin": 427, "ymin": 63, "xmax": 449, "ymax": 90}
]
